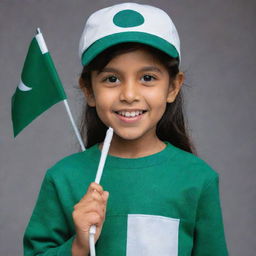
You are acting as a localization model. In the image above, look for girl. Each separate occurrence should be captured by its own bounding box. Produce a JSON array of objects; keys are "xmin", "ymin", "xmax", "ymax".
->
[{"xmin": 23, "ymin": 3, "xmax": 229, "ymax": 256}]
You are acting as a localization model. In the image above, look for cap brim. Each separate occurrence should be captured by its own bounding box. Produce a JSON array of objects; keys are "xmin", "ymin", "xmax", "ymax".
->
[{"xmin": 81, "ymin": 31, "xmax": 179, "ymax": 66}]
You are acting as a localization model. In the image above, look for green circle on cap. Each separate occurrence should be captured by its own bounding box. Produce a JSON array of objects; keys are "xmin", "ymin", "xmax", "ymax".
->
[{"xmin": 113, "ymin": 10, "xmax": 144, "ymax": 27}]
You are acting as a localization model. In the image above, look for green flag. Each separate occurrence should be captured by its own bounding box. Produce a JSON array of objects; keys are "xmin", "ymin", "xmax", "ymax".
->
[{"xmin": 11, "ymin": 31, "xmax": 67, "ymax": 137}]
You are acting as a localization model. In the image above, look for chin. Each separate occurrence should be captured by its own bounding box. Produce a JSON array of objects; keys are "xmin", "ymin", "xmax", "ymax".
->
[{"xmin": 113, "ymin": 129, "xmax": 149, "ymax": 142}]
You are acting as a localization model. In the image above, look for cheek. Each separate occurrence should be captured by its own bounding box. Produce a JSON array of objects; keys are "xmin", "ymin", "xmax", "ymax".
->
[
  {"xmin": 94, "ymin": 104, "xmax": 111, "ymax": 127},
  {"xmin": 93, "ymin": 90, "xmax": 116, "ymax": 125},
  {"xmin": 147, "ymin": 89, "xmax": 169, "ymax": 108},
  {"xmin": 145, "ymin": 90, "xmax": 169, "ymax": 122},
  {"xmin": 94, "ymin": 91, "xmax": 115, "ymax": 109}
]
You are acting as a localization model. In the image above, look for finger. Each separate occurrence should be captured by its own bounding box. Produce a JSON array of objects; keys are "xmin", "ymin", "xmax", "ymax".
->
[
  {"xmin": 102, "ymin": 191, "xmax": 109, "ymax": 203},
  {"xmin": 87, "ymin": 182, "xmax": 104, "ymax": 194},
  {"xmin": 80, "ymin": 189, "xmax": 104, "ymax": 204},
  {"xmin": 83, "ymin": 202, "xmax": 106, "ymax": 220},
  {"xmin": 91, "ymin": 190, "xmax": 105, "ymax": 203},
  {"xmin": 75, "ymin": 199, "xmax": 106, "ymax": 217},
  {"xmin": 88, "ymin": 212, "xmax": 104, "ymax": 227}
]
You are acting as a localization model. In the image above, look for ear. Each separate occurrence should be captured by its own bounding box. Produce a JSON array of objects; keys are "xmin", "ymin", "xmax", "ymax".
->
[
  {"xmin": 167, "ymin": 72, "xmax": 184, "ymax": 103},
  {"xmin": 79, "ymin": 77, "xmax": 96, "ymax": 107}
]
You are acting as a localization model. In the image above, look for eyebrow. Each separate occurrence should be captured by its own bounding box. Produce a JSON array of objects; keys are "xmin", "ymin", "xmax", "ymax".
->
[{"xmin": 97, "ymin": 66, "xmax": 163, "ymax": 75}]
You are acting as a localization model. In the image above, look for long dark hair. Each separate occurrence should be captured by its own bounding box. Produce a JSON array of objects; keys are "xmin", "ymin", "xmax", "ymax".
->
[{"xmin": 79, "ymin": 42, "xmax": 197, "ymax": 155}]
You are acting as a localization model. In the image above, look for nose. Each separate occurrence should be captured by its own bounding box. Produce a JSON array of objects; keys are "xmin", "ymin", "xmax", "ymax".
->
[{"xmin": 119, "ymin": 80, "xmax": 140, "ymax": 103}]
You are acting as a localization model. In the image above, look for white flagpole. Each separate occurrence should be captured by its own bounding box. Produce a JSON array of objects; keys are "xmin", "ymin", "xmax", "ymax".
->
[
  {"xmin": 36, "ymin": 28, "xmax": 86, "ymax": 152},
  {"xmin": 63, "ymin": 99, "xmax": 86, "ymax": 151},
  {"xmin": 89, "ymin": 127, "xmax": 114, "ymax": 256}
]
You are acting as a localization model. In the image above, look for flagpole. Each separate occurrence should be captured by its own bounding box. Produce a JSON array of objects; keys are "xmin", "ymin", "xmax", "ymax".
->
[
  {"xmin": 63, "ymin": 99, "xmax": 86, "ymax": 151},
  {"xmin": 36, "ymin": 28, "xmax": 86, "ymax": 152}
]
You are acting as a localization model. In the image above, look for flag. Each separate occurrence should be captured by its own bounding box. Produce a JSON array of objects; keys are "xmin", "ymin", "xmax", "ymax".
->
[{"xmin": 11, "ymin": 30, "xmax": 67, "ymax": 137}]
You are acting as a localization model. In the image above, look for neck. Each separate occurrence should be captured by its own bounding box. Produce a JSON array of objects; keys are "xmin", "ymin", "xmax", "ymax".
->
[{"xmin": 100, "ymin": 133, "xmax": 166, "ymax": 158}]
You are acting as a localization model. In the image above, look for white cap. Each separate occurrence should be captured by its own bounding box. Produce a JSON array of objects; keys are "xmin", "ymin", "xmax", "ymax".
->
[{"xmin": 79, "ymin": 2, "xmax": 181, "ymax": 66}]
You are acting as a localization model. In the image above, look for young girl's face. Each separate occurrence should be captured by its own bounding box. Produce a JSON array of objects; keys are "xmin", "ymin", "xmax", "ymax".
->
[{"xmin": 85, "ymin": 48, "xmax": 181, "ymax": 144}]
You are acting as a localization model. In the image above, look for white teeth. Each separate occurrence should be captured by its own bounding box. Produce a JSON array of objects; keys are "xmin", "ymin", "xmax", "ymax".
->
[{"xmin": 117, "ymin": 110, "xmax": 144, "ymax": 117}]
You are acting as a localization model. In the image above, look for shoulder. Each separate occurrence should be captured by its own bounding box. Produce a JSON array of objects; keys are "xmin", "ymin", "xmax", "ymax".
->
[
  {"xmin": 166, "ymin": 142, "xmax": 219, "ymax": 182},
  {"xmin": 45, "ymin": 144, "xmax": 100, "ymax": 180}
]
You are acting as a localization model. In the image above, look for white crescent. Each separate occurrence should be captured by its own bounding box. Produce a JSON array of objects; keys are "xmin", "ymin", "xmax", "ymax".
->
[{"xmin": 18, "ymin": 80, "xmax": 32, "ymax": 91}]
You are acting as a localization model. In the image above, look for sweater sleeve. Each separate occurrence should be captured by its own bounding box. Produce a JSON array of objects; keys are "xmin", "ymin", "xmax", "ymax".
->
[
  {"xmin": 23, "ymin": 171, "xmax": 75, "ymax": 256},
  {"xmin": 191, "ymin": 173, "xmax": 229, "ymax": 256}
]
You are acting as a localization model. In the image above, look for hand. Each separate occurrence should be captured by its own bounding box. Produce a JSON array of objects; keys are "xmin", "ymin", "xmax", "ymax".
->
[{"xmin": 72, "ymin": 182, "xmax": 109, "ymax": 254}]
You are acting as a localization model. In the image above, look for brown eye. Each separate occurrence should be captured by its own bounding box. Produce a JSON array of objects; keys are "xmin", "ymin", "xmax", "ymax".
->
[
  {"xmin": 105, "ymin": 76, "xmax": 119, "ymax": 83},
  {"xmin": 142, "ymin": 75, "xmax": 155, "ymax": 82}
]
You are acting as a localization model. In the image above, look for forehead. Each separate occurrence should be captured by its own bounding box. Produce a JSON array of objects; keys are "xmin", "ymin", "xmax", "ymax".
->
[{"xmin": 91, "ymin": 49, "xmax": 170, "ymax": 80}]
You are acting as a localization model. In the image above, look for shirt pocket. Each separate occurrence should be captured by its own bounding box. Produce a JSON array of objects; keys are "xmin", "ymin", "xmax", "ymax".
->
[{"xmin": 126, "ymin": 214, "xmax": 180, "ymax": 256}]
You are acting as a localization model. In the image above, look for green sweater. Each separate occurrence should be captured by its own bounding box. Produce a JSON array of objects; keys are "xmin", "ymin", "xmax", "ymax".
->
[{"xmin": 23, "ymin": 142, "xmax": 229, "ymax": 255}]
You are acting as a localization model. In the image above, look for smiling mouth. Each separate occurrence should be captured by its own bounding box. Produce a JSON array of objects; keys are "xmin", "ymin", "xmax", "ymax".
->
[{"xmin": 114, "ymin": 110, "xmax": 147, "ymax": 118}]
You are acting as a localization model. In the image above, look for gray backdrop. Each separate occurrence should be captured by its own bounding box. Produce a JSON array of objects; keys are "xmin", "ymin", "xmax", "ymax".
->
[{"xmin": 1, "ymin": 0, "xmax": 255, "ymax": 255}]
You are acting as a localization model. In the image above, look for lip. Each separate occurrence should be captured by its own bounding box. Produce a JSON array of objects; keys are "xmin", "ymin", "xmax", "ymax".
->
[
  {"xmin": 114, "ymin": 109, "xmax": 147, "ymax": 112},
  {"xmin": 113, "ymin": 110, "xmax": 146, "ymax": 123}
]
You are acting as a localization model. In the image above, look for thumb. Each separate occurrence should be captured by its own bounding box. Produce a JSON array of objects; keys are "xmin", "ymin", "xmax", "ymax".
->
[{"xmin": 102, "ymin": 191, "xmax": 109, "ymax": 202}]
